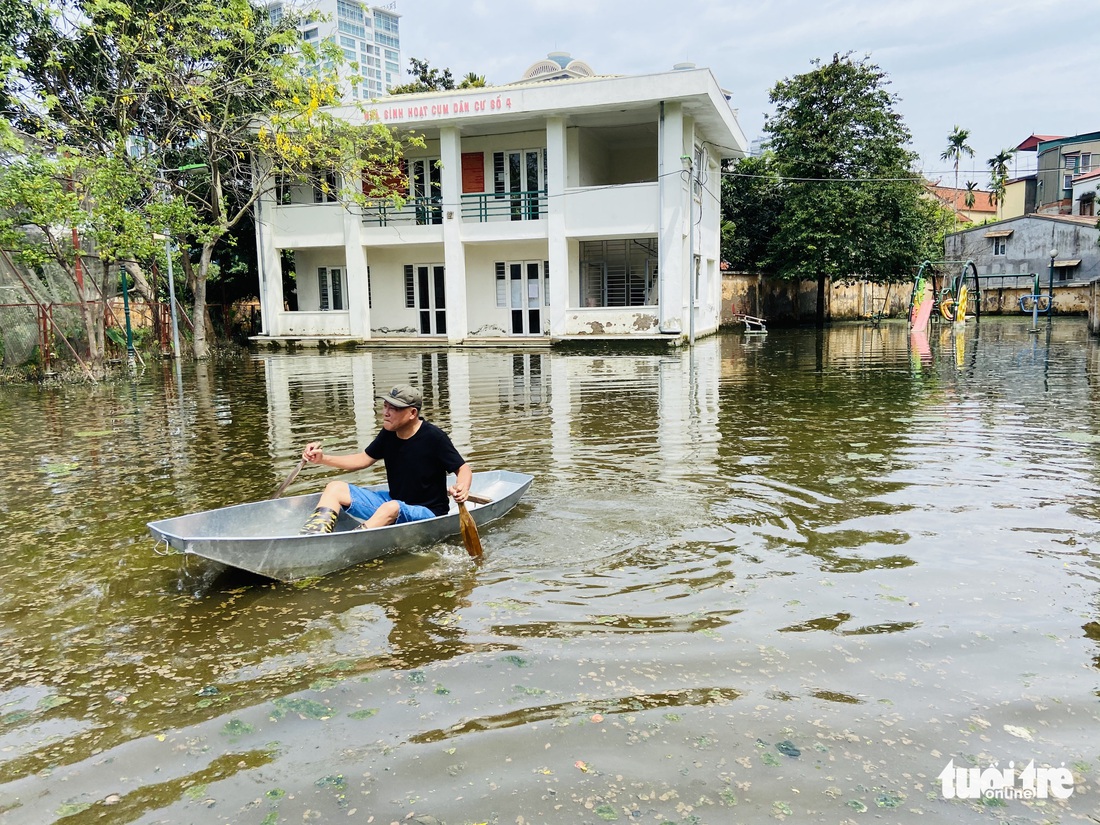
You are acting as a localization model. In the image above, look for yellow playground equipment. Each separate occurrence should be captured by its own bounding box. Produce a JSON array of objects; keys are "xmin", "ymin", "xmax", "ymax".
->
[{"xmin": 935, "ymin": 260, "xmax": 980, "ymax": 323}]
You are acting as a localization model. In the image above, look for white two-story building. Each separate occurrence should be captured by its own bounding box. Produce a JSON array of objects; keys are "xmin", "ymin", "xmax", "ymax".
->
[{"xmin": 253, "ymin": 54, "xmax": 747, "ymax": 346}]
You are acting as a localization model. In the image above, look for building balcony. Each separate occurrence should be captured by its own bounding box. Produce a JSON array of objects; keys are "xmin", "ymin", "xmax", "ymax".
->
[
  {"xmin": 563, "ymin": 182, "xmax": 658, "ymax": 237},
  {"xmin": 269, "ymin": 203, "xmax": 347, "ymax": 248}
]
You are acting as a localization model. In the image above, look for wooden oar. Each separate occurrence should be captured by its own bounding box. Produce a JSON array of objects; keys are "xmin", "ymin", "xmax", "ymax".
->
[
  {"xmin": 272, "ymin": 457, "xmax": 306, "ymax": 499},
  {"xmin": 456, "ymin": 496, "xmax": 483, "ymax": 558}
]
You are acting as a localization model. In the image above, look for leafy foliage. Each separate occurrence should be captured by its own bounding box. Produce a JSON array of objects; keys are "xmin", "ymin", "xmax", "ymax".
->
[
  {"xmin": 2, "ymin": 0, "xmax": 410, "ymax": 361},
  {"xmin": 720, "ymin": 153, "xmax": 783, "ymax": 272},
  {"xmin": 389, "ymin": 58, "xmax": 487, "ymax": 95},
  {"xmin": 763, "ymin": 53, "xmax": 935, "ymax": 295}
]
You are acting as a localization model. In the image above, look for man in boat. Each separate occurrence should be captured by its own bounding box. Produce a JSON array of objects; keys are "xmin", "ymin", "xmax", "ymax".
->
[{"xmin": 299, "ymin": 384, "xmax": 472, "ymax": 534}]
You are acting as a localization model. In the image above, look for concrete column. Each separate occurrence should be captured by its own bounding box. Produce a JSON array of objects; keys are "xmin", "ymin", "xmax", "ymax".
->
[
  {"xmin": 658, "ymin": 102, "xmax": 685, "ymax": 334},
  {"xmin": 342, "ymin": 206, "xmax": 371, "ymax": 338},
  {"xmin": 546, "ymin": 116, "xmax": 570, "ymax": 338},
  {"xmin": 253, "ymin": 162, "xmax": 285, "ymax": 336},
  {"xmin": 439, "ymin": 126, "xmax": 468, "ymax": 343}
]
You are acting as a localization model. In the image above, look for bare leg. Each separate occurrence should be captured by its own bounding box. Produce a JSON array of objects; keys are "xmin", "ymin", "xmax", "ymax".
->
[
  {"xmin": 318, "ymin": 480, "xmax": 353, "ymax": 512},
  {"xmin": 359, "ymin": 499, "xmax": 400, "ymax": 529}
]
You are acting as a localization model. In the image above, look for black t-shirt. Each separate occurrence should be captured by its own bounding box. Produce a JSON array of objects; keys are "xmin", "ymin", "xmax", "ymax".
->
[{"xmin": 365, "ymin": 419, "xmax": 466, "ymax": 516}]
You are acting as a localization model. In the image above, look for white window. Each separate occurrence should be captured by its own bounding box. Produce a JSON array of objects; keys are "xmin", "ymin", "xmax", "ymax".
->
[
  {"xmin": 992, "ymin": 237, "xmax": 1006, "ymax": 255},
  {"xmin": 493, "ymin": 149, "xmax": 547, "ymax": 221},
  {"xmin": 274, "ymin": 174, "xmax": 292, "ymax": 205},
  {"xmin": 692, "ymin": 144, "xmax": 705, "ymax": 198},
  {"xmin": 1081, "ymin": 153, "xmax": 1092, "ymax": 173},
  {"xmin": 407, "ymin": 158, "xmax": 442, "ymax": 224},
  {"xmin": 1063, "ymin": 174, "xmax": 1073, "ymax": 191},
  {"xmin": 313, "ymin": 170, "xmax": 338, "ymax": 203},
  {"xmin": 317, "ymin": 267, "xmax": 345, "ymax": 311}
]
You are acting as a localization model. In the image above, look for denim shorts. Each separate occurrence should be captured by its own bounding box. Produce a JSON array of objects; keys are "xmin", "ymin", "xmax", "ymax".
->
[{"xmin": 346, "ymin": 485, "xmax": 436, "ymax": 524}]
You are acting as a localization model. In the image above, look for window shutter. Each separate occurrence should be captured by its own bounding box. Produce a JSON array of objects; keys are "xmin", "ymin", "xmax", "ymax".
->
[
  {"xmin": 461, "ymin": 152, "xmax": 485, "ymax": 193},
  {"xmin": 318, "ymin": 267, "xmax": 330, "ymax": 311},
  {"xmin": 493, "ymin": 152, "xmax": 505, "ymax": 198},
  {"xmin": 404, "ymin": 264, "xmax": 415, "ymax": 308},
  {"xmin": 495, "ymin": 262, "xmax": 506, "ymax": 307}
]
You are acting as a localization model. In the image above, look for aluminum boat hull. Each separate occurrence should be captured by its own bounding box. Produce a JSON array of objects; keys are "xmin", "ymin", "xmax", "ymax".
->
[{"xmin": 147, "ymin": 470, "xmax": 533, "ymax": 581}]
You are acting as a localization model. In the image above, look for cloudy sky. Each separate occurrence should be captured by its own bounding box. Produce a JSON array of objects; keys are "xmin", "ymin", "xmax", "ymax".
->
[{"xmin": 397, "ymin": 0, "xmax": 1086, "ymax": 188}]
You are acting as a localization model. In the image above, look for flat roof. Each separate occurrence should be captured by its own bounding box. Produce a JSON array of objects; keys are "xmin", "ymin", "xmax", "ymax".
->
[{"xmin": 343, "ymin": 68, "xmax": 748, "ymax": 158}]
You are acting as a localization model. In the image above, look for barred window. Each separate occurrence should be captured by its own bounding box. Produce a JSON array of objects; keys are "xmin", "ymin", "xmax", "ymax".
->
[{"xmin": 578, "ymin": 239, "xmax": 658, "ymax": 307}]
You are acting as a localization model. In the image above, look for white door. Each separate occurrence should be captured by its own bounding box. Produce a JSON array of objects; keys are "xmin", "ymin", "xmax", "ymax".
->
[
  {"xmin": 508, "ymin": 261, "xmax": 542, "ymax": 334},
  {"xmin": 416, "ymin": 264, "xmax": 446, "ymax": 335}
]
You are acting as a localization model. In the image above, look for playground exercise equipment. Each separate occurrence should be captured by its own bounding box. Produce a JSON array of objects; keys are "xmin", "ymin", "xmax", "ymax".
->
[
  {"xmin": 1018, "ymin": 272, "xmax": 1053, "ymax": 315},
  {"xmin": 909, "ymin": 260, "xmax": 983, "ymax": 326},
  {"xmin": 865, "ymin": 281, "xmax": 893, "ymax": 323},
  {"xmin": 908, "ymin": 261, "xmax": 936, "ymax": 329},
  {"xmin": 937, "ymin": 260, "xmax": 979, "ymax": 323},
  {"xmin": 730, "ymin": 313, "xmax": 767, "ymax": 334}
]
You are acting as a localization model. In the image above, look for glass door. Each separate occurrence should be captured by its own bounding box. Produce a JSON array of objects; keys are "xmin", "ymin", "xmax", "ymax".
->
[
  {"xmin": 408, "ymin": 158, "xmax": 442, "ymax": 224},
  {"xmin": 504, "ymin": 150, "xmax": 544, "ymax": 220},
  {"xmin": 416, "ymin": 264, "xmax": 446, "ymax": 334},
  {"xmin": 509, "ymin": 261, "xmax": 542, "ymax": 334}
]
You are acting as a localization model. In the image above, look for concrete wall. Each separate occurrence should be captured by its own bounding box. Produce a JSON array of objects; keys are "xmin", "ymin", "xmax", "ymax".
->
[
  {"xmin": 945, "ymin": 215, "xmax": 1100, "ymax": 283},
  {"xmin": 721, "ymin": 272, "xmax": 1090, "ymax": 326}
]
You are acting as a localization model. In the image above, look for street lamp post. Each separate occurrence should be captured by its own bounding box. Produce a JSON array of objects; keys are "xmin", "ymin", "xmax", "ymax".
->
[
  {"xmin": 164, "ymin": 235, "xmax": 182, "ymax": 360},
  {"xmin": 159, "ymin": 164, "xmax": 205, "ymax": 359},
  {"xmin": 120, "ymin": 264, "xmax": 136, "ymax": 364}
]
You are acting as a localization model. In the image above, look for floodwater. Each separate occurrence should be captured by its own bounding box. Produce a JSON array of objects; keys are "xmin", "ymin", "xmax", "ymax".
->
[{"xmin": 1, "ymin": 319, "xmax": 1099, "ymax": 825}]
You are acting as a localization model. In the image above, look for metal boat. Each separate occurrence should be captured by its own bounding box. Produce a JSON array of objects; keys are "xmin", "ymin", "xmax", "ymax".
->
[{"xmin": 148, "ymin": 470, "xmax": 533, "ymax": 581}]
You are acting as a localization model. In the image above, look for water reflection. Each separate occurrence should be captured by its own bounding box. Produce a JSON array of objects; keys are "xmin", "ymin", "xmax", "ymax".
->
[{"xmin": 2, "ymin": 319, "xmax": 1100, "ymax": 823}]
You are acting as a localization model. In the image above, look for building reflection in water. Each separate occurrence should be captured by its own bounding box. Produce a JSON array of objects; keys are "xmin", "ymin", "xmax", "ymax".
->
[{"xmin": 257, "ymin": 339, "xmax": 723, "ymax": 488}]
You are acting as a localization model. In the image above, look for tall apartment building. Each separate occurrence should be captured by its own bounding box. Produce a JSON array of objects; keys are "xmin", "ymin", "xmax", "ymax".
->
[{"xmin": 267, "ymin": 0, "xmax": 401, "ymax": 100}]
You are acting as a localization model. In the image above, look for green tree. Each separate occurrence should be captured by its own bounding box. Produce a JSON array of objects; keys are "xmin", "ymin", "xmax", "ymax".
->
[
  {"xmin": 389, "ymin": 58, "xmax": 456, "ymax": 94},
  {"xmin": 719, "ymin": 153, "xmax": 783, "ymax": 272},
  {"xmin": 458, "ymin": 72, "xmax": 487, "ymax": 89},
  {"xmin": 764, "ymin": 53, "xmax": 934, "ymax": 324},
  {"xmin": 940, "ymin": 125, "xmax": 973, "ymax": 230},
  {"xmin": 390, "ymin": 60, "xmax": 489, "ymax": 95},
  {"xmin": 3, "ymin": 0, "xmax": 407, "ymax": 362}
]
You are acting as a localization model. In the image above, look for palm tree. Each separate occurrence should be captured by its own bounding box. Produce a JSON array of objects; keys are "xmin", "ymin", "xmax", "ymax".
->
[
  {"xmin": 457, "ymin": 72, "xmax": 487, "ymax": 89},
  {"xmin": 941, "ymin": 126, "xmax": 974, "ymax": 230},
  {"xmin": 987, "ymin": 148, "xmax": 1015, "ymax": 218},
  {"xmin": 964, "ymin": 180, "xmax": 978, "ymax": 212}
]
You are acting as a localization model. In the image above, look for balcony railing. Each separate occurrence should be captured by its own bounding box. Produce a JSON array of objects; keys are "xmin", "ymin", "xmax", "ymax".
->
[
  {"xmin": 361, "ymin": 197, "xmax": 443, "ymax": 227},
  {"xmin": 461, "ymin": 190, "xmax": 547, "ymax": 223}
]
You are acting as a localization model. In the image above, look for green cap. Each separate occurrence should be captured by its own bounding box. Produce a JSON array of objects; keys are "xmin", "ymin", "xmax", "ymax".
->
[{"xmin": 378, "ymin": 384, "xmax": 422, "ymax": 409}]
